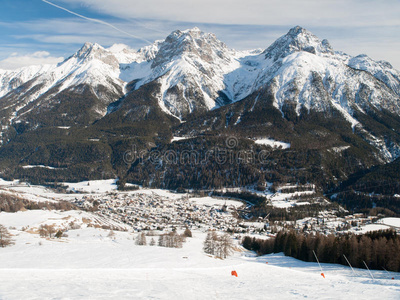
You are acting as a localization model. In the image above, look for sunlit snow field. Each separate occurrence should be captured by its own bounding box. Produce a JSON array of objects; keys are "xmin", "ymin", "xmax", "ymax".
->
[{"xmin": 0, "ymin": 179, "xmax": 399, "ymax": 299}]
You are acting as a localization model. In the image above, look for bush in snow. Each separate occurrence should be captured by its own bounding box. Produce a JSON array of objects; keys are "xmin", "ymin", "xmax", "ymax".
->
[
  {"xmin": 0, "ymin": 224, "xmax": 14, "ymax": 248},
  {"xmin": 183, "ymin": 228, "xmax": 192, "ymax": 238}
]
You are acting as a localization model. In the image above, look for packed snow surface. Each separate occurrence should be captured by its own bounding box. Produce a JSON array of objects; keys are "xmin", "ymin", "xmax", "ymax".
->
[{"xmin": 0, "ymin": 210, "xmax": 399, "ymax": 299}]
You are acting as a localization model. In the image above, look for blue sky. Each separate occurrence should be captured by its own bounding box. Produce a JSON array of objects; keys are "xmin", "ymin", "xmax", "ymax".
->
[{"xmin": 0, "ymin": 0, "xmax": 399, "ymax": 69}]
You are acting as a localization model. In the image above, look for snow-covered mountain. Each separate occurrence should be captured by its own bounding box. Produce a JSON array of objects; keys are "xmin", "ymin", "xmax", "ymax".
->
[
  {"xmin": 0, "ymin": 42, "xmax": 128, "ymax": 140},
  {"xmin": 225, "ymin": 26, "xmax": 400, "ymax": 126},
  {"xmin": 1, "ymin": 26, "xmax": 399, "ymax": 125},
  {"xmin": 118, "ymin": 28, "xmax": 254, "ymax": 118},
  {"xmin": 1, "ymin": 25, "xmax": 400, "ymax": 170}
]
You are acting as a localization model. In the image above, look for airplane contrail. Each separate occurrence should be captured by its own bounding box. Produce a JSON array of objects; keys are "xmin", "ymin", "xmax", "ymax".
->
[{"xmin": 42, "ymin": 0, "xmax": 153, "ymax": 44}]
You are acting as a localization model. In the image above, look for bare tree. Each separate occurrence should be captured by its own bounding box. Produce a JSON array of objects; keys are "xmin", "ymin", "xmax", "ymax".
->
[
  {"xmin": 218, "ymin": 233, "xmax": 234, "ymax": 259},
  {"xmin": 0, "ymin": 224, "xmax": 14, "ymax": 248},
  {"xmin": 39, "ymin": 224, "xmax": 57, "ymax": 238},
  {"xmin": 48, "ymin": 225, "xmax": 56, "ymax": 238},
  {"xmin": 158, "ymin": 231, "xmax": 185, "ymax": 248},
  {"xmin": 203, "ymin": 230, "xmax": 218, "ymax": 255},
  {"xmin": 203, "ymin": 231, "xmax": 234, "ymax": 259}
]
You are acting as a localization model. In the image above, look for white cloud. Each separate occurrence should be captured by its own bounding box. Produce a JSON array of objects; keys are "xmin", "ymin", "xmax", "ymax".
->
[
  {"xmin": 3, "ymin": 1, "xmax": 400, "ymax": 70},
  {"xmin": 0, "ymin": 51, "xmax": 64, "ymax": 70},
  {"xmin": 59, "ymin": 0, "xmax": 400, "ymax": 27}
]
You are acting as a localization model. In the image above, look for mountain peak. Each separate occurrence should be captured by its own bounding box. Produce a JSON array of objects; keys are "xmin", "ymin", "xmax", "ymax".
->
[
  {"xmin": 165, "ymin": 27, "xmax": 213, "ymax": 43},
  {"xmin": 152, "ymin": 27, "xmax": 229, "ymax": 67},
  {"xmin": 287, "ymin": 25, "xmax": 308, "ymax": 37},
  {"xmin": 74, "ymin": 42, "xmax": 105, "ymax": 60},
  {"xmin": 67, "ymin": 42, "xmax": 120, "ymax": 70},
  {"xmin": 182, "ymin": 27, "xmax": 202, "ymax": 34},
  {"xmin": 264, "ymin": 26, "xmax": 334, "ymax": 61}
]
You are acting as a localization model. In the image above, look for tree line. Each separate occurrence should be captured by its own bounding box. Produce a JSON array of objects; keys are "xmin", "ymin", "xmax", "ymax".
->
[{"xmin": 243, "ymin": 229, "xmax": 400, "ymax": 272}]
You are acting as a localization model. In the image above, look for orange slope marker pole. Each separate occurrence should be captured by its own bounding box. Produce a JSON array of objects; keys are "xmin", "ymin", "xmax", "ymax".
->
[{"xmin": 313, "ymin": 250, "xmax": 325, "ymax": 279}]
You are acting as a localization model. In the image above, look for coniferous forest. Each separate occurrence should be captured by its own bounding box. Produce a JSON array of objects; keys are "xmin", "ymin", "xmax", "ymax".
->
[{"xmin": 243, "ymin": 230, "xmax": 400, "ymax": 272}]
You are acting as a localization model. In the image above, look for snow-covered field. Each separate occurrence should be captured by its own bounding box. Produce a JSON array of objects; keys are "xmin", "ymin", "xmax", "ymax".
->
[
  {"xmin": 352, "ymin": 223, "xmax": 392, "ymax": 234},
  {"xmin": 378, "ymin": 217, "xmax": 400, "ymax": 229},
  {"xmin": 65, "ymin": 179, "xmax": 119, "ymax": 193},
  {"xmin": 0, "ymin": 209, "xmax": 399, "ymax": 299}
]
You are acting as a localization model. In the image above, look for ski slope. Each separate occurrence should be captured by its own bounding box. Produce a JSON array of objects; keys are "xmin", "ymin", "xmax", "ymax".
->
[{"xmin": 0, "ymin": 210, "xmax": 398, "ymax": 299}]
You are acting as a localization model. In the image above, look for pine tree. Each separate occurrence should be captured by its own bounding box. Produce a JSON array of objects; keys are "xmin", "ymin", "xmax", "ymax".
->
[{"xmin": 55, "ymin": 230, "xmax": 63, "ymax": 239}]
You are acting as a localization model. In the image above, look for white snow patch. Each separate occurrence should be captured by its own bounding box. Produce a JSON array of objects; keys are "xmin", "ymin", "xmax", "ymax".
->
[
  {"xmin": 254, "ymin": 138, "xmax": 291, "ymax": 149},
  {"xmin": 331, "ymin": 146, "xmax": 350, "ymax": 153},
  {"xmin": 171, "ymin": 136, "xmax": 192, "ymax": 143},
  {"xmin": 0, "ymin": 178, "xmax": 19, "ymax": 186},
  {"xmin": 64, "ymin": 179, "xmax": 118, "ymax": 193},
  {"xmin": 22, "ymin": 165, "xmax": 62, "ymax": 170},
  {"xmin": 352, "ymin": 223, "xmax": 391, "ymax": 234}
]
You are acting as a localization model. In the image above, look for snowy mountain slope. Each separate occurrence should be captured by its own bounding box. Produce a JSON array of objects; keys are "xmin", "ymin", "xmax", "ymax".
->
[
  {"xmin": 0, "ymin": 43, "xmax": 129, "ymax": 141},
  {"xmin": 0, "ymin": 64, "xmax": 54, "ymax": 98},
  {"xmin": 0, "ymin": 42, "xmax": 126, "ymax": 107},
  {"xmin": 348, "ymin": 54, "xmax": 400, "ymax": 97}
]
